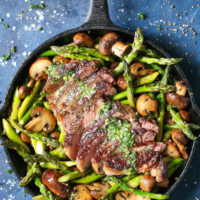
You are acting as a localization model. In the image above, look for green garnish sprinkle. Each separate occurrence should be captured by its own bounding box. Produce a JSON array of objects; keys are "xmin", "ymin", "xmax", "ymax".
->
[
  {"xmin": 6, "ymin": 169, "xmax": 13, "ymax": 174},
  {"xmin": 137, "ymin": 13, "xmax": 146, "ymax": 20},
  {"xmin": 11, "ymin": 46, "xmax": 16, "ymax": 53},
  {"xmin": 38, "ymin": 26, "xmax": 43, "ymax": 31},
  {"xmin": 2, "ymin": 54, "xmax": 10, "ymax": 61},
  {"xmin": 0, "ymin": 18, "xmax": 3, "ymax": 22},
  {"xmin": 156, "ymin": 24, "xmax": 162, "ymax": 30},
  {"xmin": 3, "ymin": 24, "xmax": 9, "ymax": 29},
  {"xmin": 30, "ymin": 3, "xmax": 45, "ymax": 9}
]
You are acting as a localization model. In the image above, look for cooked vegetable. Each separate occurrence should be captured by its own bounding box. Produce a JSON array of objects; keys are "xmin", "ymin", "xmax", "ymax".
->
[
  {"xmin": 179, "ymin": 110, "xmax": 190, "ymax": 122},
  {"xmin": 53, "ymin": 55, "xmax": 70, "ymax": 64},
  {"xmin": 18, "ymin": 81, "xmax": 42, "ymax": 121},
  {"xmin": 175, "ymin": 81, "xmax": 187, "ymax": 96},
  {"xmin": 123, "ymin": 60, "xmax": 135, "ymax": 107},
  {"xmin": 20, "ymin": 132, "xmax": 31, "ymax": 143},
  {"xmin": 29, "ymin": 57, "xmax": 52, "ymax": 80},
  {"xmin": 10, "ymin": 87, "xmax": 21, "ymax": 120},
  {"xmin": 25, "ymin": 106, "xmax": 56, "ymax": 133},
  {"xmin": 138, "ymin": 57, "xmax": 182, "ymax": 65},
  {"xmin": 167, "ymin": 105, "xmax": 197, "ymax": 140},
  {"xmin": 116, "ymin": 191, "xmax": 151, "ymax": 200},
  {"xmin": 164, "ymin": 142, "xmax": 181, "ymax": 158},
  {"xmin": 139, "ymin": 175, "xmax": 156, "ymax": 192},
  {"xmin": 111, "ymin": 41, "xmax": 130, "ymax": 58},
  {"xmin": 99, "ymin": 32, "xmax": 119, "ymax": 56},
  {"xmin": 112, "ymin": 27, "xmax": 144, "ymax": 76},
  {"xmin": 2, "ymin": 119, "xmax": 30, "ymax": 153},
  {"xmin": 73, "ymin": 32, "xmax": 94, "ymax": 48},
  {"xmin": 136, "ymin": 94, "xmax": 158, "ymax": 116},
  {"xmin": 74, "ymin": 185, "xmax": 92, "ymax": 200}
]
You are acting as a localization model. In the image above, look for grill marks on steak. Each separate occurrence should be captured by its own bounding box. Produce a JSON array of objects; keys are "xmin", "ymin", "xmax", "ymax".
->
[{"xmin": 44, "ymin": 59, "xmax": 167, "ymax": 181}]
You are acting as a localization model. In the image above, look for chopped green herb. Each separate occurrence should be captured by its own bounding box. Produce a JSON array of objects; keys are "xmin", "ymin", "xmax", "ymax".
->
[
  {"xmin": 38, "ymin": 26, "xmax": 43, "ymax": 31},
  {"xmin": 17, "ymin": 10, "xmax": 25, "ymax": 17},
  {"xmin": 6, "ymin": 169, "xmax": 13, "ymax": 174},
  {"xmin": 30, "ymin": 3, "xmax": 45, "ymax": 9},
  {"xmin": 23, "ymin": 188, "xmax": 27, "ymax": 197},
  {"xmin": 146, "ymin": 148, "xmax": 152, "ymax": 152},
  {"xmin": 137, "ymin": 13, "xmax": 146, "ymax": 20},
  {"xmin": 11, "ymin": 46, "xmax": 16, "ymax": 53},
  {"xmin": 0, "ymin": 18, "xmax": 3, "ymax": 22},
  {"xmin": 2, "ymin": 54, "xmax": 10, "ymax": 61},
  {"xmin": 156, "ymin": 24, "xmax": 162, "ymax": 30},
  {"xmin": 3, "ymin": 24, "xmax": 9, "ymax": 29}
]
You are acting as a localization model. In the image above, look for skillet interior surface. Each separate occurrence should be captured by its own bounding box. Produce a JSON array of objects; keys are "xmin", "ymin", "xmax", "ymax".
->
[{"xmin": 0, "ymin": 0, "xmax": 200, "ymax": 197}]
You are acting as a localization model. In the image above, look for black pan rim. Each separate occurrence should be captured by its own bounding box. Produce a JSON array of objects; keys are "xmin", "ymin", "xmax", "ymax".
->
[{"xmin": 0, "ymin": 24, "xmax": 199, "ymax": 198}]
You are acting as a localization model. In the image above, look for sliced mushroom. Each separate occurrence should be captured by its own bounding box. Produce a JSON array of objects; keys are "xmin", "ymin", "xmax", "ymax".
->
[
  {"xmin": 20, "ymin": 132, "xmax": 31, "ymax": 143},
  {"xmin": 86, "ymin": 182, "xmax": 110, "ymax": 199},
  {"xmin": 53, "ymin": 55, "xmax": 71, "ymax": 64},
  {"xmin": 25, "ymin": 106, "xmax": 56, "ymax": 133},
  {"xmin": 164, "ymin": 142, "xmax": 181, "ymax": 158},
  {"xmin": 73, "ymin": 32, "xmax": 94, "ymax": 48},
  {"xmin": 111, "ymin": 41, "xmax": 130, "ymax": 58},
  {"xmin": 140, "ymin": 175, "xmax": 156, "ymax": 192},
  {"xmin": 179, "ymin": 110, "xmax": 190, "ymax": 122},
  {"xmin": 42, "ymin": 169, "xmax": 71, "ymax": 199},
  {"xmin": 29, "ymin": 57, "xmax": 52, "ymax": 81},
  {"xmin": 99, "ymin": 32, "xmax": 119, "ymax": 56},
  {"xmin": 117, "ymin": 75, "xmax": 127, "ymax": 90},
  {"xmin": 74, "ymin": 185, "xmax": 92, "ymax": 200},
  {"xmin": 166, "ymin": 92, "xmax": 190, "ymax": 110},
  {"xmin": 171, "ymin": 129, "xmax": 188, "ymax": 160},
  {"xmin": 18, "ymin": 79, "xmax": 35, "ymax": 99},
  {"xmin": 175, "ymin": 81, "xmax": 187, "ymax": 96},
  {"xmin": 130, "ymin": 62, "xmax": 145, "ymax": 77},
  {"xmin": 156, "ymin": 178, "xmax": 169, "ymax": 188},
  {"xmin": 136, "ymin": 94, "xmax": 158, "ymax": 116},
  {"xmin": 116, "ymin": 191, "xmax": 151, "ymax": 200}
]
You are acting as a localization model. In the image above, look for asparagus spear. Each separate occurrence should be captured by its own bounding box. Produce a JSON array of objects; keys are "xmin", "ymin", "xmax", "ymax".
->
[
  {"xmin": 24, "ymin": 153, "xmax": 71, "ymax": 174},
  {"xmin": 164, "ymin": 123, "xmax": 200, "ymax": 130},
  {"xmin": 126, "ymin": 175, "xmax": 143, "ymax": 188},
  {"xmin": 122, "ymin": 60, "xmax": 135, "ymax": 107},
  {"xmin": 167, "ymin": 158, "xmax": 184, "ymax": 178},
  {"xmin": 1, "ymin": 139, "xmax": 30, "ymax": 158},
  {"xmin": 58, "ymin": 171, "xmax": 83, "ymax": 183},
  {"xmin": 71, "ymin": 172, "xmax": 105, "ymax": 184},
  {"xmin": 51, "ymin": 46, "xmax": 104, "ymax": 64},
  {"xmin": 40, "ymin": 160, "xmax": 76, "ymax": 169},
  {"xmin": 33, "ymin": 195, "xmax": 47, "ymax": 200},
  {"xmin": 51, "ymin": 44, "xmax": 114, "ymax": 62},
  {"xmin": 19, "ymin": 94, "xmax": 44, "ymax": 126},
  {"xmin": 10, "ymin": 87, "xmax": 21, "ymax": 121},
  {"xmin": 112, "ymin": 27, "xmax": 144, "ymax": 76},
  {"xmin": 18, "ymin": 81, "xmax": 42, "ymax": 121},
  {"xmin": 34, "ymin": 176, "xmax": 54, "ymax": 200},
  {"xmin": 43, "ymin": 101, "xmax": 50, "ymax": 110},
  {"xmin": 120, "ymin": 99, "xmax": 129, "ymax": 105},
  {"xmin": 113, "ymin": 84, "xmax": 175, "ymax": 100},
  {"xmin": 50, "ymin": 145, "xmax": 66, "ymax": 159},
  {"xmin": 2, "ymin": 119, "xmax": 30, "ymax": 153},
  {"xmin": 150, "ymin": 64, "xmax": 164, "ymax": 75},
  {"xmin": 39, "ymin": 49, "xmax": 57, "ymax": 57},
  {"xmin": 167, "ymin": 105, "xmax": 197, "ymax": 140},
  {"xmin": 157, "ymin": 65, "xmax": 170, "ymax": 141},
  {"xmin": 9, "ymin": 119, "xmax": 60, "ymax": 148},
  {"xmin": 140, "ymin": 45, "xmax": 159, "ymax": 57},
  {"xmin": 19, "ymin": 162, "xmax": 40, "ymax": 187},
  {"xmin": 138, "ymin": 56, "xmax": 183, "ymax": 65},
  {"xmin": 163, "ymin": 130, "xmax": 172, "ymax": 142}
]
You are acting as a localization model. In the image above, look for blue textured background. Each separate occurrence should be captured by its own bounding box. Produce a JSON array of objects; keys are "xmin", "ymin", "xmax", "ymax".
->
[{"xmin": 0, "ymin": 0, "xmax": 199, "ymax": 199}]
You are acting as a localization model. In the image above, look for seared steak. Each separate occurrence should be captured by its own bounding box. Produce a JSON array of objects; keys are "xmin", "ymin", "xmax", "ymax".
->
[{"xmin": 44, "ymin": 59, "xmax": 167, "ymax": 181}]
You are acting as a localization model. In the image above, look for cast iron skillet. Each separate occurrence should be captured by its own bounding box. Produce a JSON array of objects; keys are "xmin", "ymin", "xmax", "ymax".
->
[{"xmin": 0, "ymin": 0, "xmax": 200, "ymax": 197}]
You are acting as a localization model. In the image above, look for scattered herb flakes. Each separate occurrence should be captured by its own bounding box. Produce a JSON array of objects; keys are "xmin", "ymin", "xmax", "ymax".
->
[
  {"xmin": 137, "ymin": 13, "xmax": 146, "ymax": 20},
  {"xmin": 6, "ymin": 169, "xmax": 13, "ymax": 174},
  {"xmin": 30, "ymin": 3, "xmax": 45, "ymax": 9},
  {"xmin": 23, "ymin": 188, "xmax": 27, "ymax": 197},
  {"xmin": 11, "ymin": 46, "xmax": 16, "ymax": 53},
  {"xmin": 0, "ymin": 18, "xmax": 3, "ymax": 22},
  {"xmin": 2, "ymin": 54, "xmax": 10, "ymax": 61},
  {"xmin": 156, "ymin": 24, "xmax": 162, "ymax": 30},
  {"xmin": 3, "ymin": 24, "xmax": 9, "ymax": 29},
  {"xmin": 17, "ymin": 10, "xmax": 25, "ymax": 17},
  {"xmin": 38, "ymin": 26, "xmax": 43, "ymax": 31}
]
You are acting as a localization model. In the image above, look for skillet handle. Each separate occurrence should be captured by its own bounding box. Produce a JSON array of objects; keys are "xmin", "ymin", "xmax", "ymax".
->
[{"xmin": 81, "ymin": 0, "xmax": 114, "ymax": 27}]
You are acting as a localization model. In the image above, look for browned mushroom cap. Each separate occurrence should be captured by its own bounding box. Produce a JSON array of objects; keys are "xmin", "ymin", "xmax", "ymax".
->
[
  {"xmin": 130, "ymin": 62, "xmax": 145, "ymax": 76},
  {"xmin": 179, "ymin": 110, "xmax": 190, "ymax": 122},
  {"xmin": 18, "ymin": 85, "xmax": 29, "ymax": 99},
  {"xmin": 140, "ymin": 175, "xmax": 156, "ymax": 192},
  {"xmin": 136, "ymin": 94, "xmax": 158, "ymax": 116},
  {"xmin": 117, "ymin": 75, "xmax": 127, "ymax": 90},
  {"xmin": 25, "ymin": 106, "xmax": 56, "ymax": 133},
  {"xmin": 73, "ymin": 32, "xmax": 94, "ymax": 48},
  {"xmin": 29, "ymin": 57, "xmax": 52, "ymax": 81},
  {"xmin": 74, "ymin": 185, "xmax": 92, "ymax": 200},
  {"xmin": 175, "ymin": 81, "xmax": 187, "ymax": 96},
  {"xmin": 99, "ymin": 32, "xmax": 119, "ymax": 56},
  {"xmin": 111, "ymin": 41, "xmax": 130, "ymax": 58},
  {"xmin": 53, "ymin": 55, "xmax": 71, "ymax": 64},
  {"xmin": 166, "ymin": 92, "xmax": 190, "ymax": 110},
  {"xmin": 116, "ymin": 191, "xmax": 151, "ymax": 200},
  {"xmin": 42, "ymin": 169, "xmax": 71, "ymax": 199},
  {"xmin": 164, "ymin": 142, "xmax": 181, "ymax": 158},
  {"xmin": 86, "ymin": 182, "xmax": 110, "ymax": 199},
  {"xmin": 171, "ymin": 129, "xmax": 188, "ymax": 160}
]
